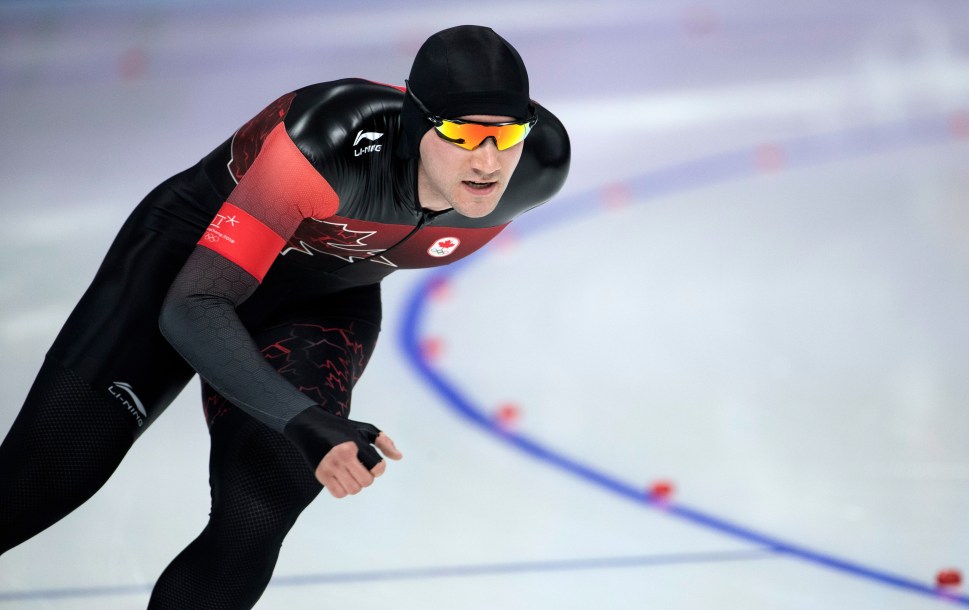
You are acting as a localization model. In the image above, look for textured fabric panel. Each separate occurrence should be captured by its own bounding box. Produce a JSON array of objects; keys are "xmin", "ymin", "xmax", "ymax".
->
[
  {"xmin": 148, "ymin": 408, "xmax": 321, "ymax": 610},
  {"xmin": 160, "ymin": 247, "xmax": 319, "ymax": 432},
  {"xmin": 0, "ymin": 358, "xmax": 135, "ymax": 553},
  {"xmin": 149, "ymin": 317, "xmax": 379, "ymax": 609}
]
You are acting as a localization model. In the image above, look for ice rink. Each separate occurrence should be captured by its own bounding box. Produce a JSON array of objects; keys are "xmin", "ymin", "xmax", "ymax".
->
[{"xmin": 1, "ymin": 1, "xmax": 968, "ymax": 608}]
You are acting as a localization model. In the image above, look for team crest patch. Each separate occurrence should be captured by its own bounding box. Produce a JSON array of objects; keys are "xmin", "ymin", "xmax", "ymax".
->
[{"xmin": 428, "ymin": 237, "xmax": 460, "ymax": 258}]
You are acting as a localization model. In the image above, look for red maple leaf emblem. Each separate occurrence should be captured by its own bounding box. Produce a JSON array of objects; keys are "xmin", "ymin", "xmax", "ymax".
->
[{"xmin": 438, "ymin": 239, "xmax": 456, "ymax": 249}]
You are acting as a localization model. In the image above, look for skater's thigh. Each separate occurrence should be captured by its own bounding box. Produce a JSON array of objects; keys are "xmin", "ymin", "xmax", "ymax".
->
[{"xmin": 47, "ymin": 186, "xmax": 204, "ymax": 429}]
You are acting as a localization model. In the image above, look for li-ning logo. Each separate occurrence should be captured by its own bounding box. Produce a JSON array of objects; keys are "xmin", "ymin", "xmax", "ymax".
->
[
  {"xmin": 108, "ymin": 381, "xmax": 147, "ymax": 428},
  {"xmin": 428, "ymin": 237, "xmax": 460, "ymax": 258},
  {"xmin": 353, "ymin": 131, "xmax": 384, "ymax": 156}
]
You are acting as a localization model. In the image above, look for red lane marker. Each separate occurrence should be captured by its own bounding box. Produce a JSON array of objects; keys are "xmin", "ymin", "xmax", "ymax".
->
[
  {"xmin": 649, "ymin": 479, "xmax": 676, "ymax": 502},
  {"xmin": 950, "ymin": 111, "xmax": 969, "ymax": 139},
  {"xmin": 682, "ymin": 5, "xmax": 720, "ymax": 37},
  {"xmin": 119, "ymin": 47, "xmax": 148, "ymax": 80},
  {"xmin": 421, "ymin": 337, "xmax": 444, "ymax": 361},
  {"xmin": 428, "ymin": 276, "xmax": 451, "ymax": 302},
  {"xmin": 755, "ymin": 143, "xmax": 786, "ymax": 172},
  {"xmin": 937, "ymin": 569, "xmax": 963, "ymax": 588},
  {"xmin": 600, "ymin": 182, "xmax": 634, "ymax": 210},
  {"xmin": 491, "ymin": 228, "xmax": 519, "ymax": 254},
  {"xmin": 494, "ymin": 402, "xmax": 522, "ymax": 428}
]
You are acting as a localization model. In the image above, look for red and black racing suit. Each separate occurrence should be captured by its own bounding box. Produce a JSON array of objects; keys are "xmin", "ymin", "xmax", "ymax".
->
[{"xmin": 0, "ymin": 78, "xmax": 569, "ymax": 609}]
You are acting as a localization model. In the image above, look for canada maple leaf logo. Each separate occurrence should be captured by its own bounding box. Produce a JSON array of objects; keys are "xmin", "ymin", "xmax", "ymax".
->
[
  {"xmin": 427, "ymin": 236, "xmax": 461, "ymax": 258},
  {"xmin": 282, "ymin": 220, "xmax": 396, "ymax": 267}
]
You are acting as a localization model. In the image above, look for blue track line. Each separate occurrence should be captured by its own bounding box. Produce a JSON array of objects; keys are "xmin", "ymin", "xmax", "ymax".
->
[
  {"xmin": 271, "ymin": 549, "xmax": 775, "ymax": 587},
  {"xmin": 0, "ymin": 549, "xmax": 773, "ymax": 602},
  {"xmin": 397, "ymin": 114, "xmax": 969, "ymax": 606}
]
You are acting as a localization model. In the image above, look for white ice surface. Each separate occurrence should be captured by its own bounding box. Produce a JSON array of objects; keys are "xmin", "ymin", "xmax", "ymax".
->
[{"xmin": 1, "ymin": 1, "xmax": 968, "ymax": 608}]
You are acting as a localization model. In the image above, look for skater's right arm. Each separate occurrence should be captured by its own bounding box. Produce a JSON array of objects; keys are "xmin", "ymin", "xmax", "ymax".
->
[
  {"xmin": 159, "ymin": 245, "xmax": 401, "ymax": 495},
  {"xmin": 158, "ymin": 108, "xmax": 398, "ymax": 490}
]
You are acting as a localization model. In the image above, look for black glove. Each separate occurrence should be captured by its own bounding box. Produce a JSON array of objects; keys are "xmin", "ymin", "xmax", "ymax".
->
[{"xmin": 283, "ymin": 406, "xmax": 383, "ymax": 470}]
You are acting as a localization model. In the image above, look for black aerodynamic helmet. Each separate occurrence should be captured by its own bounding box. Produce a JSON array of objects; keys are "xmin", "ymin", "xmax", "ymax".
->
[{"xmin": 397, "ymin": 25, "xmax": 532, "ymax": 159}]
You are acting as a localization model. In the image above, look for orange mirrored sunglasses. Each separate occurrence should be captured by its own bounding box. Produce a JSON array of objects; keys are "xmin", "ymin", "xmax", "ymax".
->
[{"xmin": 406, "ymin": 81, "xmax": 538, "ymax": 151}]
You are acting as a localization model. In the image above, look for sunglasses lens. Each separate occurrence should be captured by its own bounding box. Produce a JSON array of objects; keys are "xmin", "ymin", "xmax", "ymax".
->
[{"xmin": 435, "ymin": 121, "xmax": 532, "ymax": 150}]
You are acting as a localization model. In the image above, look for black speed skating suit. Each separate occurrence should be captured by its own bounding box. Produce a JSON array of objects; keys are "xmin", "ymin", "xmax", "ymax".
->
[{"xmin": 0, "ymin": 78, "xmax": 570, "ymax": 608}]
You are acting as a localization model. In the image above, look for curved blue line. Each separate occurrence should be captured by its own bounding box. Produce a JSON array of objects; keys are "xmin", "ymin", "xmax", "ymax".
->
[{"xmin": 397, "ymin": 114, "xmax": 969, "ymax": 606}]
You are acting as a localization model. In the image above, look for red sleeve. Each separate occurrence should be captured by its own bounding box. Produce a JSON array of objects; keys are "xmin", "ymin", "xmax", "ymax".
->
[{"xmin": 198, "ymin": 121, "xmax": 339, "ymax": 281}]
